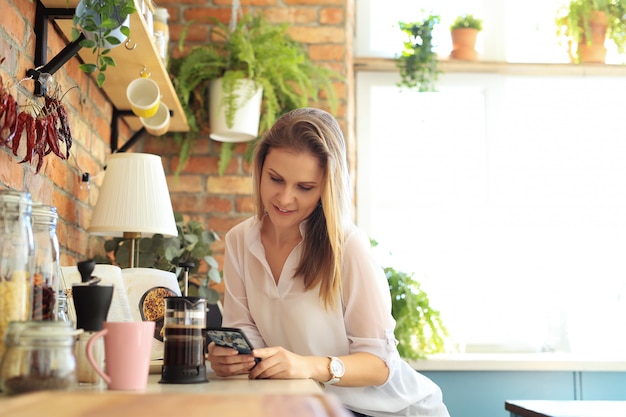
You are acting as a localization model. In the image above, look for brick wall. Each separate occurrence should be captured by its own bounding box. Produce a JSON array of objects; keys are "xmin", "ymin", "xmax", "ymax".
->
[{"xmin": 0, "ymin": 0, "xmax": 354, "ymax": 274}]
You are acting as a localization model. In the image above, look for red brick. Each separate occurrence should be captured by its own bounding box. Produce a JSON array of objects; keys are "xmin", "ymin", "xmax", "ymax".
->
[
  {"xmin": 167, "ymin": 174, "xmax": 204, "ymax": 193},
  {"xmin": 207, "ymin": 175, "xmax": 253, "ymax": 195},
  {"xmin": 285, "ymin": 0, "xmax": 343, "ymax": 4},
  {"xmin": 288, "ymin": 26, "xmax": 345, "ymax": 44},
  {"xmin": 0, "ymin": 150, "xmax": 24, "ymax": 189},
  {"xmin": 309, "ymin": 44, "xmax": 346, "ymax": 61},
  {"xmin": 320, "ymin": 7, "xmax": 344, "ymax": 24},
  {"xmin": 265, "ymin": 7, "xmax": 317, "ymax": 23}
]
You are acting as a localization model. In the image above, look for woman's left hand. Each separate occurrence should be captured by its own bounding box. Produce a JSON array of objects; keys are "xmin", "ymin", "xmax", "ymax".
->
[{"xmin": 248, "ymin": 346, "xmax": 318, "ymax": 380}]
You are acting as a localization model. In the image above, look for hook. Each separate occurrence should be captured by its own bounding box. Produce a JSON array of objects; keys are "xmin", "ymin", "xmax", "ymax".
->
[
  {"xmin": 125, "ymin": 37, "xmax": 137, "ymax": 50},
  {"xmin": 140, "ymin": 66, "xmax": 151, "ymax": 78}
]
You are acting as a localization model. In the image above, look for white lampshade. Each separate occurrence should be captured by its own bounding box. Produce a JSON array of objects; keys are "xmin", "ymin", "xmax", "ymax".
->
[{"xmin": 89, "ymin": 153, "xmax": 177, "ymax": 238}]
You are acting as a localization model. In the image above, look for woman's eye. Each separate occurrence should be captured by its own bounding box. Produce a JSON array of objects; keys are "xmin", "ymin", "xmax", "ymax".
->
[
  {"xmin": 270, "ymin": 176, "xmax": 283, "ymax": 183},
  {"xmin": 298, "ymin": 185, "xmax": 313, "ymax": 191}
]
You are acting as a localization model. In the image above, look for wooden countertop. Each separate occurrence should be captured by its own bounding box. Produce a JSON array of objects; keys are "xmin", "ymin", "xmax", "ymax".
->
[
  {"xmin": 1, "ymin": 373, "xmax": 348, "ymax": 417},
  {"xmin": 505, "ymin": 400, "xmax": 626, "ymax": 417}
]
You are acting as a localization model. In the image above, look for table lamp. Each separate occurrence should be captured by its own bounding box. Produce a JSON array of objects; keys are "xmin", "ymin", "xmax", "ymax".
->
[{"xmin": 88, "ymin": 153, "xmax": 177, "ymax": 268}]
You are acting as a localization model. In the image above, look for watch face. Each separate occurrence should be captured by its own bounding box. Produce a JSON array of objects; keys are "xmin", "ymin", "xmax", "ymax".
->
[{"xmin": 330, "ymin": 358, "xmax": 345, "ymax": 377}]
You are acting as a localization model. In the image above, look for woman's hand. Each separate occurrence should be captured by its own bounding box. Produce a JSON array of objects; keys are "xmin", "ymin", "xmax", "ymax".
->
[
  {"xmin": 248, "ymin": 346, "xmax": 319, "ymax": 380},
  {"xmin": 207, "ymin": 342, "xmax": 257, "ymax": 377}
]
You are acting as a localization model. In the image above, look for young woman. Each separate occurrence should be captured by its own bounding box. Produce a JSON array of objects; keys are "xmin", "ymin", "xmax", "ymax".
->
[{"xmin": 207, "ymin": 108, "xmax": 449, "ymax": 417}]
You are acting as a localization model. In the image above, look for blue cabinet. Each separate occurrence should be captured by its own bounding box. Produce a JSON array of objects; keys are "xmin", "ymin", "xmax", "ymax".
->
[
  {"xmin": 420, "ymin": 371, "xmax": 626, "ymax": 417},
  {"xmin": 579, "ymin": 372, "xmax": 626, "ymax": 400}
]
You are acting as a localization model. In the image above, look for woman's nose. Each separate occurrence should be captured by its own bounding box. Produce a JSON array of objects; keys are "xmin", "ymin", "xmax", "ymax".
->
[{"xmin": 278, "ymin": 187, "xmax": 295, "ymax": 205}]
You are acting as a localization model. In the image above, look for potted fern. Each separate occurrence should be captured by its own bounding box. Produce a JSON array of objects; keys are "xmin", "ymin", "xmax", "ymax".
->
[
  {"xmin": 450, "ymin": 14, "xmax": 483, "ymax": 60},
  {"xmin": 556, "ymin": 0, "xmax": 626, "ymax": 63},
  {"xmin": 168, "ymin": 12, "xmax": 340, "ymax": 175},
  {"xmin": 71, "ymin": 0, "xmax": 136, "ymax": 87},
  {"xmin": 396, "ymin": 14, "xmax": 441, "ymax": 92}
]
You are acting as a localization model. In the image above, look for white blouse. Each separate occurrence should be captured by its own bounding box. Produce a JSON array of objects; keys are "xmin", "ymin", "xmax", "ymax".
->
[{"xmin": 222, "ymin": 216, "xmax": 450, "ymax": 417}]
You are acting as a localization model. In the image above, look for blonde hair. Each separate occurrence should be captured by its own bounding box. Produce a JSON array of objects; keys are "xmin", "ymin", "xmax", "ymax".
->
[{"xmin": 252, "ymin": 108, "xmax": 352, "ymax": 309}]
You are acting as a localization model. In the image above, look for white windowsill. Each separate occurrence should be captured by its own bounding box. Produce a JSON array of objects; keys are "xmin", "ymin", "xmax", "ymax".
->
[{"xmin": 410, "ymin": 353, "xmax": 626, "ymax": 372}]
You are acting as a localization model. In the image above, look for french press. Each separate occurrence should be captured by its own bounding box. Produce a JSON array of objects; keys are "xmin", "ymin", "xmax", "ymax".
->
[{"xmin": 159, "ymin": 296, "xmax": 208, "ymax": 384}]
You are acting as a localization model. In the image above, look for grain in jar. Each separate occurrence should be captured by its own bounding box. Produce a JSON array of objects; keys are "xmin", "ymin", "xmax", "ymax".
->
[{"xmin": 0, "ymin": 190, "xmax": 34, "ymax": 360}]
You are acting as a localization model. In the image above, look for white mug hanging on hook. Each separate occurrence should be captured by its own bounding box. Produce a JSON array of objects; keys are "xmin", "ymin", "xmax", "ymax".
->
[
  {"xmin": 126, "ymin": 68, "xmax": 161, "ymax": 119},
  {"xmin": 140, "ymin": 102, "xmax": 171, "ymax": 136}
]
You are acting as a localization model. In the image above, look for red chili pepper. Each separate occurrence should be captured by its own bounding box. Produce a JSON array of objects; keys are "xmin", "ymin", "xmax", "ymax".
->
[
  {"xmin": 1, "ymin": 95, "xmax": 18, "ymax": 143},
  {"xmin": 32, "ymin": 116, "xmax": 47, "ymax": 173},
  {"xmin": 19, "ymin": 113, "xmax": 35, "ymax": 163},
  {"xmin": 46, "ymin": 113, "xmax": 64, "ymax": 159},
  {"xmin": 9, "ymin": 112, "xmax": 30, "ymax": 156},
  {"xmin": 55, "ymin": 101, "xmax": 72, "ymax": 158}
]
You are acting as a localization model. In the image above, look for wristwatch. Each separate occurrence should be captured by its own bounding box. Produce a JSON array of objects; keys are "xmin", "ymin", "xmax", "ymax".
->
[{"xmin": 325, "ymin": 356, "xmax": 345, "ymax": 385}]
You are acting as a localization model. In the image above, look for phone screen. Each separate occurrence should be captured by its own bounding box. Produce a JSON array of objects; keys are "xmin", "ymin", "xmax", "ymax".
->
[{"xmin": 206, "ymin": 327, "xmax": 259, "ymax": 362}]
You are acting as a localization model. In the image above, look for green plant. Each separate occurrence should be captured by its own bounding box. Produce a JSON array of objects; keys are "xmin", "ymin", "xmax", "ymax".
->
[
  {"xmin": 556, "ymin": 0, "xmax": 626, "ymax": 61},
  {"xmin": 372, "ymin": 240, "xmax": 449, "ymax": 359},
  {"xmin": 93, "ymin": 213, "xmax": 222, "ymax": 302},
  {"xmin": 71, "ymin": 0, "xmax": 136, "ymax": 87},
  {"xmin": 396, "ymin": 15, "xmax": 441, "ymax": 92},
  {"xmin": 168, "ymin": 12, "xmax": 341, "ymax": 175},
  {"xmin": 450, "ymin": 14, "xmax": 483, "ymax": 31},
  {"xmin": 386, "ymin": 266, "xmax": 449, "ymax": 360}
]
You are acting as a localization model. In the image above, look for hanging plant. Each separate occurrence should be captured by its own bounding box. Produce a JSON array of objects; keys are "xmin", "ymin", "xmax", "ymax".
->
[
  {"xmin": 168, "ymin": 12, "xmax": 341, "ymax": 175},
  {"xmin": 396, "ymin": 14, "xmax": 441, "ymax": 92},
  {"xmin": 71, "ymin": 0, "xmax": 136, "ymax": 87}
]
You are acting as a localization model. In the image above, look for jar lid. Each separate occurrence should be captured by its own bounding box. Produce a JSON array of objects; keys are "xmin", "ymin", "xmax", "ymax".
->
[
  {"xmin": 31, "ymin": 203, "xmax": 58, "ymax": 224},
  {"xmin": 5, "ymin": 321, "xmax": 83, "ymax": 344},
  {"xmin": 0, "ymin": 190, "xmax": 32, "ymax": 212}
]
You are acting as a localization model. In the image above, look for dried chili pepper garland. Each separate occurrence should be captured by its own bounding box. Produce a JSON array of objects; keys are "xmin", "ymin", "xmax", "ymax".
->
[{"xmin": 0, "ymin": 74, "xmax": 73, "ymax": 173}]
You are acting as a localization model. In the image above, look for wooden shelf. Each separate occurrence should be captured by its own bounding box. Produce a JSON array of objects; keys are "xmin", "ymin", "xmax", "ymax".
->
[
  {"xmin": 40, "ymin": 0, "xmax": 188, "ymax": 133},
  {"xmin": 355, "ymin": 56, "xmax": 626, "ymax": 77}
]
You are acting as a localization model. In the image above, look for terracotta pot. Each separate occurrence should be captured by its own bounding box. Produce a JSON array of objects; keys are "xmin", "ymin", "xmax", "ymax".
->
[
  {"xmin": 577, "ymin": 11, "xmax": 608, "ymax": 63},
  {"xmin": 450, "ymin": 28, "xmax": 479, "ymax": 60}
]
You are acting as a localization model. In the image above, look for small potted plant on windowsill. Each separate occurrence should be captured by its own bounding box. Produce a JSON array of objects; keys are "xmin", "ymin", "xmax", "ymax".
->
[
  {"xmin": 168, "ymin": 12, "xmax": 341, "ymax": 175},
  {"xmin": 556, "ymin": 0, "xmax": 626, "ymax": 63},
  {"xmin": 71, "ymin": 0, "xmax": 136, "ymax": 87},
  {"xmin": 396, "ymin": 14, "xmax": 441, "ymax": 92},
  {"xmin": 449, "ymin": 14, "xmax": 483, "ymax": 61}
]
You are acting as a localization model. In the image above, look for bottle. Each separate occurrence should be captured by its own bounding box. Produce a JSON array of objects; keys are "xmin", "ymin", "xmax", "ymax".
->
[
  {"xmin": 56, "ymin": 290, "xmax": 70, "ymax": 323},
  {"xmin": 153, "ymin": 7, "xmax": 169, "ymax": 63},
  {"xmin": 0, "ymin": 321, "xmax": 82, "ymax": 395},
  {"xmin": 31, "ymin": 203, "xmax": 61, "ymax": 321},
  {"xmin": 0, "ymin": 190, "xmax": 34, "ymax": 360}
]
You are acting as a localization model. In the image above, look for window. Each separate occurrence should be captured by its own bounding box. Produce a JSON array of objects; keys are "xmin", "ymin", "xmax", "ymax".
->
[{"xmin": 356, "ymin": 1, "xmax": 626, "ymax": 354}]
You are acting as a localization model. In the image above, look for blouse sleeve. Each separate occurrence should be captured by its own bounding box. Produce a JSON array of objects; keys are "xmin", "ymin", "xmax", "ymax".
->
[
  {"xmin": 221, "ymin": 223, "xmax": 266, "ymax": 348},
  {"xmin": 341, "ymin": 227, "xmax": 400, "ymax": 373}
]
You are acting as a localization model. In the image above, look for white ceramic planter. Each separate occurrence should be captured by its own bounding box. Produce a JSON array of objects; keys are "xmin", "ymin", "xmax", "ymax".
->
[
  {"xmin": 75, "ymin": 0, "xmax": 131, "ymax": 49},
  {"xmin": 209, "ymin": 78, "xmax": 263, "ymax": 143}
]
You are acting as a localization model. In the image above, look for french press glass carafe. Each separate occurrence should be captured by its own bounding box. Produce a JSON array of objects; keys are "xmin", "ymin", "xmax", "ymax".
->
[{"xmin": 159, "ymin": 296, "xmax": 208, "ymax": 384}]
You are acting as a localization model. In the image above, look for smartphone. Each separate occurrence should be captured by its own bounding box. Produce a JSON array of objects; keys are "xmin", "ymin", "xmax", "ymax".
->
[{"xmin": 206, "ymin": 327, "xmax": 260, "ymax": 363}]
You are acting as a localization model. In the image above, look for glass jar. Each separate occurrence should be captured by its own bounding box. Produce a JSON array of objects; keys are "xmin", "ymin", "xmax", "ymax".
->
[
  {"xmin": 153, "ymin": 7, "xmax": 169, "ymax": 63},
  {"xmin": 0, "ymin": 190, "xmax": 34, "ymax": 360},
  {"xmin": 56, "ymin": 290, "xmax": 70, "ymax": 323},
  {"xmin": 0, "ymin": 321, "xmax": 82, "ymax": 395},
  {"xmin": 31, "ymin": 203, "xmax": 60, "ymax": 321}
]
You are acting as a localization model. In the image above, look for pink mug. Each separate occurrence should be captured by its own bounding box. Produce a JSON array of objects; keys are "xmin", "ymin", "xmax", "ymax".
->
[{"xmin": 86, "ymin": 321, "xmax": 155, "ymax": 391}]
